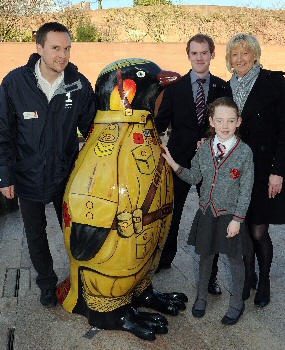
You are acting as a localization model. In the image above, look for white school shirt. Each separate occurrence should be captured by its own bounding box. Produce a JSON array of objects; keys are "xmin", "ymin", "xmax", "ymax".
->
[{"xmin": 213, "ymin": 134, "xmax": 237, "ymax": 157}]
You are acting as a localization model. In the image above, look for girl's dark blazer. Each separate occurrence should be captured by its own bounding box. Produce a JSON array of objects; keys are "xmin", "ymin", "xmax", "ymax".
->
[
  {"xmin": 236, "ymin": 68, "xmax": 285, "ymax": 224},
  {"xmin": 155, "ymin": 70, "xmax": 232, "ymax": 168}
]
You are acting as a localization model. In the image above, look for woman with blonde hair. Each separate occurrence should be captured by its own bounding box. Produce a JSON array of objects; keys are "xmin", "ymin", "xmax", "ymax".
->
[{"xmin": 226, "ymin": 33, "xmax": 285, "ymax": 308}]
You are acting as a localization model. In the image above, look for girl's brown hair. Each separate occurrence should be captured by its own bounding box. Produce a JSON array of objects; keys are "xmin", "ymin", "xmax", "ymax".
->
[{"xmin": 206, "ymin": 97, "xmax": 241, "ymax": 138}]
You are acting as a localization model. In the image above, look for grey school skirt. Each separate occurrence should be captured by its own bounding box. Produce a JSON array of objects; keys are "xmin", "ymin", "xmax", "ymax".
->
[{"xmin": 187, "ymin": 207, "xmax": 249, "ymax": 258}]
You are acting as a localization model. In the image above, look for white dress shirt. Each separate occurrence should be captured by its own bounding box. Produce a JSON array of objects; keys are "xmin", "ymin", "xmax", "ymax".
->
[
  {"xmin": 213, "ymin": 134, "xmax": 237, "ymax": 157},
  {"xmin": 35, "ymin": 59, "xmax": 64, "ymax": 102}
]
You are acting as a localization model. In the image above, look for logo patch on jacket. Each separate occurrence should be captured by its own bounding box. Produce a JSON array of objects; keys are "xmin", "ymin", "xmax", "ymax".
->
[
  {"xmin": 23, "ymin": 111, "xmax": 38, "ymax": 119},
  {"xmin": 65, "ymin": 92, "xmax": 72, "ymax": 109}
]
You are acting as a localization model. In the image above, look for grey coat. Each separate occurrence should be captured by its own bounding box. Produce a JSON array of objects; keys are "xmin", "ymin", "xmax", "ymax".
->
[{"xmin": 176, "ymin": 138, "xmax": 254, "ymax": 223}]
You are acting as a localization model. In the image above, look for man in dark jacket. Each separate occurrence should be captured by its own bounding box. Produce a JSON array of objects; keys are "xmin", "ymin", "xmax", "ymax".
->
[
  {"xmin": 155, "ymin": 34, "xmax": 231, "ymax": 294},
  {"xmin": 0, "ymin": 22, "xmax": 96, "ymax": 308}
]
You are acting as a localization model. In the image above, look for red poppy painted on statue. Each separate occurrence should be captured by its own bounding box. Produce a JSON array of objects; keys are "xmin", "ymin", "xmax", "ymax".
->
[
  {"xmin": 56, "ymin": 277, "xmax": 71, "ymax": 305},
  {"xmin": 133, "ymin": 132, "xmax": 144, "ymax": 144},
  {"xmin": 63, "ymin": 201, "xmax": 71, "ymax": 227}
]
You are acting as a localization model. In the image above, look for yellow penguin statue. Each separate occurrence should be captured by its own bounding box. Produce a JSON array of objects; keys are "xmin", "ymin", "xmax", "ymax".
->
[{"xmin": 56, "ymin": 58, "xmax": 187, "ymax": 340}]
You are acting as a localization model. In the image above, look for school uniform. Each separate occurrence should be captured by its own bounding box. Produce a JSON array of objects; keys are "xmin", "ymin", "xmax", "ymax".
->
[
  {"xmin": 176, "ymin": 135, "xmax": 254, "ymax": 256},
  {"xmin": 184, "ymin": 136, "xmax": 252, "ymax": 257},
  {"xmin": 175, "ymin": 135, "xmax": 254, "ymax": 317}
]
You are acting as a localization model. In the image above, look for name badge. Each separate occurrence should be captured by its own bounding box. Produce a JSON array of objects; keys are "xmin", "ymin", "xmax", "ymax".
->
[{"xmin": 23, "ymin": 111, "xmax": 38, "ymax": 119}]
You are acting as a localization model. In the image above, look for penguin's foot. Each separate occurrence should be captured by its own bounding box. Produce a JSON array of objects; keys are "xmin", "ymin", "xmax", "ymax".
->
[
  {"xmin": 85, "ymin": 304, "xmax": 161, "ymax": 340},
  {"xmin": 133, "ymin": 286, "xmax": 187, "ymax": 315},
  {"xmin": 158, "ymin": 291, "xmax": 188, "ymax": 303},
  {"xmin": 132, "ymin": 308, "xmax": 168, "ymax": 334},
  {"xmin": 118, "ymin": 307, "xmax": 156, "ymax": 341},
  {"xmin": 137, "ymin": 311, "xmax": 168, "ymax": 326}
]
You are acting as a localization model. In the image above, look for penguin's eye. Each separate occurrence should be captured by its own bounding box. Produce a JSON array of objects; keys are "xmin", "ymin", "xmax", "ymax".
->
[{"xmin": 136, "ymin": 70, "xmax": 145, "ymax": 78}]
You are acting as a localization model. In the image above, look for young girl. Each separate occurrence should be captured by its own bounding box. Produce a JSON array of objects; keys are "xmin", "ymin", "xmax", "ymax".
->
[{"xmin": 162, "ymin": 97, "xmax": 254, "ymax": 325}]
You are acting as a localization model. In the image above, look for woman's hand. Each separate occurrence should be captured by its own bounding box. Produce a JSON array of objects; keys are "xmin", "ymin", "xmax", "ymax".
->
[
  {"xmin": 0, "ymin": 185, "xmax": 15, "ymax": 199},
  {"xmin": 196, "ymin": 138, "xmax": 207, "ymax": 151},
  {"xmin": 226, "ymin": 220, "xmax": 240, "ymax": 238},
  {"xmin": 161, "ymin": 144, "xmax": 179, "ymax": 171},
  {"xmin": 268, "ymin": 174, "xmax": 283, "ymax": 198}
]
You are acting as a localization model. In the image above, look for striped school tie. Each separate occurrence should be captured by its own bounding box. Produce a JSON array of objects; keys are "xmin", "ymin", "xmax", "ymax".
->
[
  {"xmin": 216, "ymin": 143, "xmax": 226, "ymax": 158},
  {"xmin": 196, "ymin": 78, "xmax": 206, "ymax": 125}
]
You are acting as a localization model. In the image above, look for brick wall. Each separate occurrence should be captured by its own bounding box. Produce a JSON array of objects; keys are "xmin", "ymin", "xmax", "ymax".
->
[{"xmin": 1, "ymin": 42, "xmax": 284, "ymax": 87}]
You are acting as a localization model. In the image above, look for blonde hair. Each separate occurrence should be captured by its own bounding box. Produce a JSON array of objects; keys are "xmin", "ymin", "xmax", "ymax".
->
[{"xmin": 225, "ymin": 33, "xmax": 261, "ymax": 72}]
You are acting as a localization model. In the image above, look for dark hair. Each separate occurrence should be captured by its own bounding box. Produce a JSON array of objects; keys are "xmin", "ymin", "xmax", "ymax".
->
[
  {"xmin": 36, "ymin": 22, "xmax": 71, "ymax": 47},
  {"xmin": 206, "ymin": 97, "xmax": 241, "ymax": 138},
  {"xmin": 186, "ymin": 34, "xmax": 215, "ymax": 56}
]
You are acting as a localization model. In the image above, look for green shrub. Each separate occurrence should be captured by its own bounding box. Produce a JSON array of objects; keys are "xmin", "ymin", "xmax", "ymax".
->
[{"xmin": 76, "ymin": 21, "xmax": 100, "ymax": 42}]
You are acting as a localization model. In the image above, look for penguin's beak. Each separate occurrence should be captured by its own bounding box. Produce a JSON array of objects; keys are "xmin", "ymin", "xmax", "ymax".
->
[{"xmin": 157, "ymin": 71, "xmax": 182, "ymax": 88}]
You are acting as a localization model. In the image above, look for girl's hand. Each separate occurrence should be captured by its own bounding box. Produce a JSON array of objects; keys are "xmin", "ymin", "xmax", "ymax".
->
[
  {"xmin": 268, "ymin": 174, "xmax": 283, "ymax": 198},
  {"xmin": 226, "ymin": 220, "xmax": 240, "ymax": 238},
  {"xmin": 161, "ymin": 144, "xmax": 179, "ymax": 171}
]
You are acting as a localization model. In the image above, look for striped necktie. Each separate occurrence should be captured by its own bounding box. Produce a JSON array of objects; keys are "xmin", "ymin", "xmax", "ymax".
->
[
  {"xmin": 196, "ymin": 78, "xmax": 206, "ymax": 126},
  {"xmin": 216, "ymin": 143, "xmax": 226, "ymax": 159}
]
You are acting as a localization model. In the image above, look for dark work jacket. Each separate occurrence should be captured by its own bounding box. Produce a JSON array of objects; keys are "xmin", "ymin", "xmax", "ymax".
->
[
  {"xmin": 155, "ymin": 70, "xmax": 232, "ymax": 168},
  {"xmin": 0, "ymin": 53, "xmax": 96, "ymax": 203},
  {"xmin": 236, "ymin": 68, "xmax": 285, "ymax": 224}
]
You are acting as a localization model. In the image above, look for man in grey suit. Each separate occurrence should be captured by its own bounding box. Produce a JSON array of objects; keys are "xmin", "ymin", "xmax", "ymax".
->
[{"xmin": 155, "ymin": 34, "xmax": 232, "ymax": 294}]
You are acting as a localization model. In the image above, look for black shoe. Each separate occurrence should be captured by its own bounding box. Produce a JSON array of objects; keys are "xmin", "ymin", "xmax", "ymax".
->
[
  {"xmin": 40, "ymin": 288, "xmax": 57, "ymax": 308},
  {"xmin": 155, "ymin": 264, "xmax": 171, "ymax": 274},
  {"xmin": 192, "ymin": 298, "xmax": 207, "ymax": 318},
  {"xmin": 221, "ymin": 303, "xmax": 245, "ymax": 325},
  {"xmin": 208, "ymin": 278, "xmax": 222, "ymax": 295},
  {"xmin": 254, "ymin": 278, "xmax": 270, "ymax": 308}
]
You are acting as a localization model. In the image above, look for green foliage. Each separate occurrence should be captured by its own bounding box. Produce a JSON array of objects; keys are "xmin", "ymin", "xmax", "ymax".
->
[
  {"xmin": 1, "ymin": 4, "xmax": 285, "ymax": 43},
  {"xmin": 21, "ymin": 33, "xmax": 33, "ymax": 42},
  {"xmin": 76, "ymin": 21, "xmax": 100, "ymax": 42},
  {"xmin": 138, "ymin": 4, "xmax": 175, "ymax": 42},
  {"xmin": 134, "ymin": 0, "xmax": 172, "ymax": 6},
  {"xmin": 0, "ymin": 24, "xmax": 33, "ymax": 42}
]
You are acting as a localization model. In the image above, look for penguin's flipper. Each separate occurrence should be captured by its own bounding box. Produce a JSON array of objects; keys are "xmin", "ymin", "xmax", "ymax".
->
[{"xmin": 70, "ymin": 222, "xmax": 110, "ymax": 261}]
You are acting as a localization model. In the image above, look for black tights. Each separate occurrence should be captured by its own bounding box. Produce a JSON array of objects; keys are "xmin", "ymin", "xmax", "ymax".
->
[{"xmin": 244, "ymin": 224, "xmax": 273, "ymax": 286}]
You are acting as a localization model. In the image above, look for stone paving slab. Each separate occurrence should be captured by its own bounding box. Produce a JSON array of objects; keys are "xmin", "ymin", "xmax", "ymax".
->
[{"xmin": 1, "ymin": 189, "xmax": 285, "ymax": 350}]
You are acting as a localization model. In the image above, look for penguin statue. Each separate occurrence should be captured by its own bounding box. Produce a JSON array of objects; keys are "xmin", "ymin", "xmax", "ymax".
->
[{"xmin": 56, "ymin": 58, "xmax": 188, "ymax": 340}]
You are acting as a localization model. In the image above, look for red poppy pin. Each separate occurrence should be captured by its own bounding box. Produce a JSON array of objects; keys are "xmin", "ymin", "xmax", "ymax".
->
[{"xmin": 230, "ymin": 168, "xmax": 241, "ymax": 179}]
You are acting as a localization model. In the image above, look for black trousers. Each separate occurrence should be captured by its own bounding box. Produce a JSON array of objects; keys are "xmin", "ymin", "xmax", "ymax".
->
[
  {"xmin": 19, "ymin": 197, "xmax": 63, "ymax": 291},
  {"xmin": 159, "ymin": 172, "xmax": 219, "ymax": 280}
]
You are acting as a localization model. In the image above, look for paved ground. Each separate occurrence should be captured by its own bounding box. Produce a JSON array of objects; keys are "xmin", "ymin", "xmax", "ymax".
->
[{"xmin": 1, "ymin": 186, "xmax": 285, "ymax": 350}]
